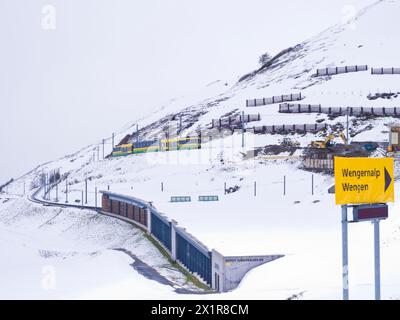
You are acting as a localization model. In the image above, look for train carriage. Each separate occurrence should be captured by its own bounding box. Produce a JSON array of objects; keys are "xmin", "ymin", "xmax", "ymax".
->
[
  {"xmin": 112, "ymin": 143, "xmax": 133, "ymax": 157},
  {"xmin": 178, "ymin": 136, "xmax": 201, "ymax": 150},
  {"xmin": 133, "ymin": 140, "xmax": 160, "ymax": 154},
  {"xmin": 112, "ymin": 135, "xmax": 202, "ymax": 157}
]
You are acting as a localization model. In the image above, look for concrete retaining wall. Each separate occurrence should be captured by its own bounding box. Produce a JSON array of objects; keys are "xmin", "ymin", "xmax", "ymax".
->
[{"xmin": 100, "ymin": 191, "xmax": 282, "ymax": 293}]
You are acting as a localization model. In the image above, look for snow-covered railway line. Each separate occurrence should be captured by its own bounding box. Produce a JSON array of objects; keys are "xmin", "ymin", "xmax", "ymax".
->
[
  {"xmin": 28, "ymin": 186, "xmax": 98, "ymax": 211},
  {"xmin": 26, "ymin": 186, "xmax": 208, "ymax": 295}
]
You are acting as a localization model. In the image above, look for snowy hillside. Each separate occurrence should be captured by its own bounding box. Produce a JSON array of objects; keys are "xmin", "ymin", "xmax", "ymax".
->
[{"xmin": 2, "ymin": 0, "xmax": 400, "ymax": 299}]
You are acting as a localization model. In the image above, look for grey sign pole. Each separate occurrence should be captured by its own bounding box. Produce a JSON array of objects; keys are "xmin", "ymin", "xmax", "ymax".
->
[
  {"xmin": 342, "ymin": 205, "xmax": 349, "ymax": 300},
  {"xmin": 374, "ymin": 219, "xmax": 381, "ymax": 300}
]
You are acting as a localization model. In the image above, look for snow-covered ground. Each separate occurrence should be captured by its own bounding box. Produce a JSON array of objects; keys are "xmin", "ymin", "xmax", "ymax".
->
[
  {"xmin": 2, "ymin": 0, "xmax": 400, "ymax": 300},
  {"xmin": 0, "ymin": 196, "xmax": 204, "ymax": 299}
]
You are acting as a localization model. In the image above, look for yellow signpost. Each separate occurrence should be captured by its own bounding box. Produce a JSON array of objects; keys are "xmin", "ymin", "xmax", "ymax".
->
[{"xmin": 334, "ymin": 157, "xmax": 394, "ymax": 205}]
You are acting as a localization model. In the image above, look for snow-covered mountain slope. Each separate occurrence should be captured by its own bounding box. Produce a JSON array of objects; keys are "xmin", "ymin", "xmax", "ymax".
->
[
  {"xmin": 3, "ymin": 0, "xmax": 400, "ymax": 299},
  {"xmin": 128, "ymin": 0, "xmax": 400, "ymax": 144}
]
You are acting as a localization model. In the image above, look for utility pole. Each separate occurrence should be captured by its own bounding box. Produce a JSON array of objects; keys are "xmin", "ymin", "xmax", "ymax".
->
[
  {"xmin": 97, "ymin": 146, "xmax": 100, "ymax": 161},
  {"xmin": 95, "ymin": 187, "xmax": 98, "ymax": 208},
  {"xmin": 102, "ymin": 139, "xmax": 105, "ymax": 160},
  {"xmin": 66, "ymin": 179, "xmax": 68, "ymax": 203},
  {"xmin": 85, "ymin": 179, "xmax": 88, "ymax": 204},
  {"xmin": 81, "ymin": 191, "xmax": 84, "ymax": 205},
  {"xmin": 43, "ymin": 175, "xmax": 46, "ymax": 199},
  {"xmin": 112, "ymin": 133, "xmax": 115, "ymax": 148},
  {"xmin": 242, "ymin": 111, "xmax": 245, "ymax": 148}
]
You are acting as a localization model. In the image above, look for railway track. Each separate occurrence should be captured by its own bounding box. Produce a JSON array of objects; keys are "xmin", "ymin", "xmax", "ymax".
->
[
  {"xmin": 27, "ymin": 185, "xmax": 209, "ymax": 294},
  {"xmin": 28, "ymin": 186, "xmax": 98, "ymax": 211}
]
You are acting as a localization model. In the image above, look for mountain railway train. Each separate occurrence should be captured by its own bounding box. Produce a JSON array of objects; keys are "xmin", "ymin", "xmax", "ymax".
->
[{"xmin": 112, "ymin": 136, "xmax": 202, "ymax": 157}]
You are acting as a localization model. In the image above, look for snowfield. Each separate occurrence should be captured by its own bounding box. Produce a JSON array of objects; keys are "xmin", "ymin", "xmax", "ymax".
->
[{"xmin": 2, "ymin": 0, "xmax": 400, "ymax": 300}]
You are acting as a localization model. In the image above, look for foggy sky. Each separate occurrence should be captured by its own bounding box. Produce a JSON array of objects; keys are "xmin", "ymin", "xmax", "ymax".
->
[{"xmin": 0, "ymin": 0, "xmax": 370, "ymax": 184}]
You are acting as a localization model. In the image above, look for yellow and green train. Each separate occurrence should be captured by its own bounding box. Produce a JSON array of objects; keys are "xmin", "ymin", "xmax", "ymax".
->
[{"xmin": 112, "ymin": 136, "xmax": 201, "ymax": 157}]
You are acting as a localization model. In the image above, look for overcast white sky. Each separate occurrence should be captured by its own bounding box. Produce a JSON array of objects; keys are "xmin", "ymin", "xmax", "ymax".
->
[{"xmin": 0, "ymin": 0, "xmax": 370, "ymax": 184}]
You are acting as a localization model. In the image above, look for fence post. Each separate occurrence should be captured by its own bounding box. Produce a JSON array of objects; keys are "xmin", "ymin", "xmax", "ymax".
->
[
  {"xmin": 312, "ymin": 174, "xmax": 314, "ymax": 196},
  {"xmin": 161, "ymin": 182, "xmax": 164, "ymax": 192},
  {"xmin": 284, "ymin": 176, "xmax": 286, "ymax": 196},
  {"xmin": 146, "ymin": 207, "xmax": 152, "ymax": 234},
  {"xmin": 224, "ymin": 182, "xmax": 227, "ymax": 195},
  {"xmin": 171, "ymin": 220, "xmax": 178, "ymax": 261},
  {"xmin": 254, "ymin": 181, "xmax": 257, "ymax": 197}
]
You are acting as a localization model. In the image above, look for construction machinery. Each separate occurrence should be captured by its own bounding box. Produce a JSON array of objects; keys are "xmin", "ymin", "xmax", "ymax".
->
[{"xmin": 310, "ymin": 131, "xmax": 348, "ymax": 149}]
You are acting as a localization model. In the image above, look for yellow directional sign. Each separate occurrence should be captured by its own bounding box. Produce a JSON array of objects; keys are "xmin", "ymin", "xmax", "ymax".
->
[{"xmin": 334, "ymin": 157, "xmax": 394, "ymax": 205}]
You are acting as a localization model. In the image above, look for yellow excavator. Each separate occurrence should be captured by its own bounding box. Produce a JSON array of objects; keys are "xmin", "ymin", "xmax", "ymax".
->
[{"xmin": 310, "ymin": 131, "xmax": 348, "ymax": 149}]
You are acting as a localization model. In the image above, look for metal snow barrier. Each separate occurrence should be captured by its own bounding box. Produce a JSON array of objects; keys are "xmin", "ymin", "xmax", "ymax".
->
[
  {"xmin": 211, "ymin": 114, "xmax": 261, "ymax": 128},
  {"xmin": 198, "ymin": 196, "xmax": 219, "ymax": 202},
  {"xmin": 171, "ymin": 196, "xmax": 191, "ymax": 203},
  {"xmin": 176, "ymin": 228, "xmax": 212, "ymax": 286},
  {"xmin": 316, "ymin": 65, "xmax": 368, "ymax": 76},
  {"xmin": 246, "ymin": 93, "xmax": 302, "ymax": 107},
  {"xmin": 371, "ymin": 67, "xmax": 400, "ymax": 75},
  {"xmin": 279, "ymin": 104, "xmax": 400, "ymax": 117},
  {"xmin": 250, "ymin": 123, "xmax": 327, "ymax": 134},
  {"xmin": 151, "ymin": 210, "xmax": 172, "ymax": 251}
]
